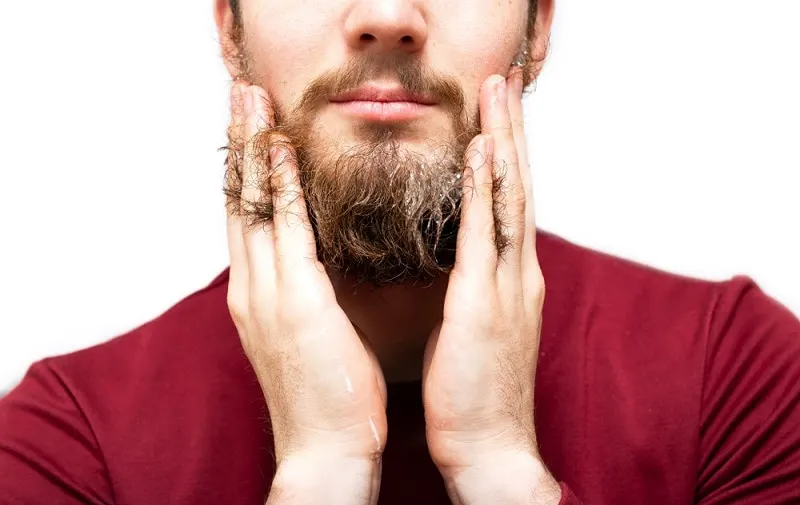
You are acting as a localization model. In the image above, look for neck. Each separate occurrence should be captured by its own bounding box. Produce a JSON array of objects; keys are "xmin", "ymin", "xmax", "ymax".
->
[{"xmin": 330, "ymin": 270, "xmax": 449, "ymax": 383}]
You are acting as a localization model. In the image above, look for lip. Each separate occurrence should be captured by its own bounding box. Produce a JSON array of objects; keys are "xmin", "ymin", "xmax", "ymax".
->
[
  {"xmin": 329, "ymin": 83, "xmax": 436, "ymax": 122},
  {"xmin": 330, "ymin": 84, "xmax": 437, "ymax": 105}
]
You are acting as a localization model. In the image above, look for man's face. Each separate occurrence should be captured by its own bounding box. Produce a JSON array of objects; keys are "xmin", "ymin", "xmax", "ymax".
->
[{"xmin": 221, "ymin": 0, "xmax": 539, "ymax": 286}]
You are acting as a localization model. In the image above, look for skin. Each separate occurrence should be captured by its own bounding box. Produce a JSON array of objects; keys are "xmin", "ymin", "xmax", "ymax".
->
[
  {"xmin": 224, "ymin": 0, "xmax": 529, "ymax": 150},
  {"xmin": 215, "ymin": 0, "xmax": 558, "ymax": 503}
]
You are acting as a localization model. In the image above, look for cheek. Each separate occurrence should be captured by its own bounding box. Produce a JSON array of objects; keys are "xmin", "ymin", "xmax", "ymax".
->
[
  {"xmin": 241, "ymin": 0, "xmax": 527, "ymax": 115},
  {"xmin": 244, "ymin": 8, "xmax": 334, "ymax": 107},
  {"xmin": 444, "ymin": 22, "xmax": 525, "ymax": 110},
  {"xmin": 431, "ymin": 0, "xmax": 528, "ymax": 97}
]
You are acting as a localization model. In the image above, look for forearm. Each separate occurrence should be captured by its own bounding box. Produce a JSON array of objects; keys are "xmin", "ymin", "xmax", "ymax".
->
[
  {"xmin": 266, "ymin": 456, "xmax": 381, "ymax": 505},
  {"xmin": 442, "ymin": 452, "xmax": 562, "ymax": 505}
]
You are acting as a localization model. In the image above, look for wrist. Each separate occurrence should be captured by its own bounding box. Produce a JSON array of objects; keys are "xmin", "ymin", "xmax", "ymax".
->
[
  {"xmin": 268, "ymin": 454, "xmax": 382, "ymax": 505},
  {"xmin": 441, "ymin": 451, "xmax": 561, "ymax": 505}
]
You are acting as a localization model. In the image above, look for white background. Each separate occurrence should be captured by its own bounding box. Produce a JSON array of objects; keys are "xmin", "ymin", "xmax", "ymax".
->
[{"xmin": 0, "ymin": 0, "xmax": 798, "ymax": 390}]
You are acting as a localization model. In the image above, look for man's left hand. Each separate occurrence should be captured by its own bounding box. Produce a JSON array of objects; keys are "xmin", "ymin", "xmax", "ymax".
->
[{"xmin": 422, "ymin": 68, "xmax": 561, "ymax": 504}]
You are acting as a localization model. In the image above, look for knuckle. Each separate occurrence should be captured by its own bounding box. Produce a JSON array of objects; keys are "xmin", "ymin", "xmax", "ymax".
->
[
  {"xmin": 500, "ymin": 127, "xmax": 516, "ymax": 145},
  {"xmin": 226, "ymin": 292, "xmax": 248, "ymax": 322},
  {"xmin": 528, "ymin": 269, "xmax": 546, "ymax": 300}
]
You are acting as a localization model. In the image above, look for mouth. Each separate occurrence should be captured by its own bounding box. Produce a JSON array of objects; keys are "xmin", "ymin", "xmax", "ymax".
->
[{"xmin": 329, "ymin": 83, "xmax": 437, "ymax": 122}]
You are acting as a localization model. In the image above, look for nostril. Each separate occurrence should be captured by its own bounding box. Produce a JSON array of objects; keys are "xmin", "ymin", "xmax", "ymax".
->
[
  {"xmin": 400, "ymin": 35, "xmax": 413, "ymax": 44},
  {"xmin": 360, "ymin": 33, "xmax": 376, "ymax": 42}
]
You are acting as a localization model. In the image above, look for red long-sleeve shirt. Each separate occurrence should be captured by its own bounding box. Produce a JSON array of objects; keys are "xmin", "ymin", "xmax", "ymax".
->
[{"xmin": 1, "ymin": 231, "xmax": 799, "ymax": 504}]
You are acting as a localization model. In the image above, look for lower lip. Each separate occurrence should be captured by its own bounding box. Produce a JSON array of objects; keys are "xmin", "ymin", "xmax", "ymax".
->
[{"xmin": 331, "ymin": 100, "xmax": 433, "ymax": 122}]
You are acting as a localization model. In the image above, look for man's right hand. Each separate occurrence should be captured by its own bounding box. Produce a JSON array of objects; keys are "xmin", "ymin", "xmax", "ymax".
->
[{"xmin": 225, "ymin": 82, "xmax": 387, "ymax": 503}]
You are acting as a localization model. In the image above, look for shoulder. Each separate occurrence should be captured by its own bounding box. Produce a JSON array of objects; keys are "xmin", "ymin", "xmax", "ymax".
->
[
  {"xmin": 40, "ymin": 268, "xmax": 265, "ymax": 441},
  {"xmin": 537, "ymin": 229, "xmax": 798, "ymax": 380},
  {"xmin": 537, "ymin": 229, "xmax": 721, "ymax": 303},
  {"xmin": 537, "ymin": 229, "xmax": 725, "ymax": 358},
  {"xmin": 0, "ymin": 269, "xmax": 272, "ymax": 503},
  {"xmin": 536, "ymin": 230, "xmax": 800, "ymax": 502},
  {"xmin": 537, "ymin": 229, "xmax": 798, "ymax": 350},
  {"xmin": 42, "ymin": 268, "xmax": 248, "ymax": 404}
]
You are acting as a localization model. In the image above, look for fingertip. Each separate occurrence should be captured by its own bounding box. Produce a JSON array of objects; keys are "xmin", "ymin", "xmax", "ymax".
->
[
  {"xmin": 480, "ymin": 75, "xmax": 512, "ymax": 135},
  {"xmin": 268, "ymin": 131, "xmax": 292, "ymax": 150},
  {"xmin": 482, "ymin": 74, "xmax": 506, "ymax": 94},
  {"xmin": 479, "ymin": 75, "xmax": 505, "ymax": 125},
  {"xmin": 230, "ymin": 85, "xmax": 249, "ymax": 135},
  {"xmin": 269, "ymin": 143, "xmax": 290, "ymax": 176},
  {"xmin": 266, "ymin": 134, "xmax": 300, "ymax": 198},
  {"xmin": 267, "ymin": 133, "xmax": 295, "ymax": 172}
]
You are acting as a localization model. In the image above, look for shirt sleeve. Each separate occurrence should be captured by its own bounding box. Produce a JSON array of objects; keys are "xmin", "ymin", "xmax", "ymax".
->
[
  {"xmin": 0, "ymin": 360, "xmax": 114, "ymax": 504},
  {"xmin": 696, "ymin": 277, "xmax": 800, "ymax": 504}
]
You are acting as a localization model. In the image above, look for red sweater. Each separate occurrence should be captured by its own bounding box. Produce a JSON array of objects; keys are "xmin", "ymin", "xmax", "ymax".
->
[{"xmin": 1, "ymin": 231, "xmax": 799, "ymax": 504}]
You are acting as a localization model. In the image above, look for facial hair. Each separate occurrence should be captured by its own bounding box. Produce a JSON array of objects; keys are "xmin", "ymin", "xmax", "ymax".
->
[{"xmin": 223, "ymin": 52, "xmax": 510, "ymax": 287}]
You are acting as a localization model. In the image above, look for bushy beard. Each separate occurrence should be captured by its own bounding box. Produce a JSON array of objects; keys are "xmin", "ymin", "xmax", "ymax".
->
[{"xmin": 223, "ymin": 53, "xmax": 508, "ymax": 287}]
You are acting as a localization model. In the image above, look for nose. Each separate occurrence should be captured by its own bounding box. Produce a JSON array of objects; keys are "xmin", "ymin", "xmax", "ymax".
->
[{"xmin": 344, "ymin": 0, "xmax": 428, "ymax": 54}]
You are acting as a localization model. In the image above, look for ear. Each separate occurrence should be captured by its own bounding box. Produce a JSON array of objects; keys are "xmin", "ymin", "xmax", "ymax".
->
[
  {"xmin": 213, "ymin": 0, "xmax": 243, "ymax": 80},
  {"xmin": 526, "ymin": 0, "xmax": 555, "ymax": 84}
]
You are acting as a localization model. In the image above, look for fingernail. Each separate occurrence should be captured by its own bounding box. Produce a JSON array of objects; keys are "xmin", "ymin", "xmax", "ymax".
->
[
  {"xmin": 269, "ymin": 144, "xmax": 284, "ymax": 164},
  {"xmin": 492, "ymin": 76, "xmax": 506, "ymax": 105}
]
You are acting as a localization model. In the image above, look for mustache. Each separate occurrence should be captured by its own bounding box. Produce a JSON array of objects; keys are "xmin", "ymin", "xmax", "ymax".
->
[{"xmin": 292, "ymin": 53, "xmax": 468, "ymax": 119}]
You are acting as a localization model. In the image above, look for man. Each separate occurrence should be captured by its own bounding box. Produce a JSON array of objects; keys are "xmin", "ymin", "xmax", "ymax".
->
[{"xmin": 1, "ymin": 0, "xmax": 798, "ymax": 503}]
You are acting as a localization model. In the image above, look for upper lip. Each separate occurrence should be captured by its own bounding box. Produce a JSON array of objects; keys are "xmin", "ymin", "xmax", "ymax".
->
[{"xmin": 330, "ymin": 83, "xmax": 437, "ymax": 105}]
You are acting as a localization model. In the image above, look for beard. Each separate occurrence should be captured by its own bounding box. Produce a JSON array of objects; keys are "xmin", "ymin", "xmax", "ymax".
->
[{"xmin": 223, "ymin": 52, "xmax": 509, "ymax": 287}]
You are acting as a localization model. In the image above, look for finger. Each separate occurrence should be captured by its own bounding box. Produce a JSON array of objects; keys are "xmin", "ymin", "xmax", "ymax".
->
[
  {"xmin": 240, "ymin": 85, "xmax": 273, "ymax": 207},
  {"xmin": 507, "ymin": 70, "xmax": 544, "ymax": 306},
  {"xmin": 270, "ymin": 137, "xmax": 320, "ymax": 281},
  {"xmin": 228, "ymin": 82, "xmax": 248, "ymax": 149},
  {"xmin": 226, "ymin": 84, "xmax": 250, "ymax": 327},
  {"xmin": 507, "ymin": 67, "xmax": 537, "ymax": 255},
  {"xmin": 480, "ymin": 75, "xmax": 525, "ymax": 265},
  {"xmin": 454, "ymin": 134, "xmax": 495, "ymax": 276},
  {"xmin": 252, "ymin": 95, "xmax": 319, "ymax": 286},
  {"xmin": 225, "ymin": 82, "xmax": 247, "ymax": 216},
  {"xmin": 241, "ymin": 85, "xmax": 277, "ymax": 281},
  {"xmin": 226, "ymin": 209, "xmax": 249, "ymax": 328}
]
